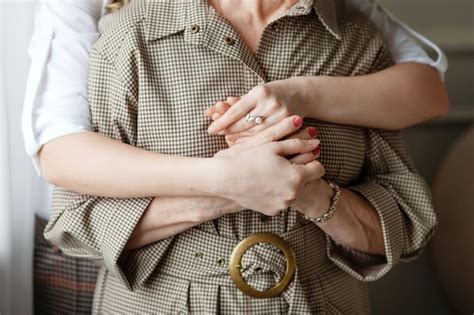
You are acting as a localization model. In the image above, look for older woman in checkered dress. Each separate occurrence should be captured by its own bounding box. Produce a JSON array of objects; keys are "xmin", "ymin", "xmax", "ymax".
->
[{"xmin": 26, "ymin": 0, "xmax": 447, "ymax": 313}]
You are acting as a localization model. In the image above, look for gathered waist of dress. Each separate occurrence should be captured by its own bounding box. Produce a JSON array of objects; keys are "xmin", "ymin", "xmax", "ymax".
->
[{"xmin": 157, "ymin": 222, "xmax": 332, "ymax": 293}]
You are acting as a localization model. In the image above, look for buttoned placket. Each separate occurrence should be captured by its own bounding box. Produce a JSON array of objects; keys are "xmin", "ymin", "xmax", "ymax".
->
[
  {"xmin": 183, "ymin": 0, "xmax": 316, "ymax": 87},
  {"xmin": 183, "ymin": 0, "xmax": 317, "ymax": 237},
  {"xmin": 182, "ymin": 1, "xmax": 316, "ymax": 288}
]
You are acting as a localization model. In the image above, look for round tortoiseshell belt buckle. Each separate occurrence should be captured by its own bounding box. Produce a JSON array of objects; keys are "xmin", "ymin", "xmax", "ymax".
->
[{"xmin": 229, "ymin": 232, "xmax": 296, "ymax": 298}]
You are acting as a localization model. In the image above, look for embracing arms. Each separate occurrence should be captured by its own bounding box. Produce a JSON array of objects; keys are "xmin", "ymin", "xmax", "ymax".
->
[
  {"xmin": 39, "ymin": 61, "xmax": 447, "ymax": 196},
  {"xmin": 274, "ymin": 63, "xmax": 448, "ymax": 130},
  {"xmin": 26, "ymin": 0, "xmax": 447, "ymax": 196}
]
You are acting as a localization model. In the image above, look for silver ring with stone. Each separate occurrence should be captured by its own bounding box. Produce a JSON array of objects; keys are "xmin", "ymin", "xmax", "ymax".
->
[{"xmin": 246, "ymin": 113, "xmax": 264, "ymax": 125}]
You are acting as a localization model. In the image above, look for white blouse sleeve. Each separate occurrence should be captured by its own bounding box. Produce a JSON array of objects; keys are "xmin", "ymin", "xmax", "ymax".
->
[
  {"xmin": 345, "ymin": 0, "xmax": 448, "ymax": 81},
  {"xmin": 22, "ymin": 0, "xmax": 111, "ymax": 175}
]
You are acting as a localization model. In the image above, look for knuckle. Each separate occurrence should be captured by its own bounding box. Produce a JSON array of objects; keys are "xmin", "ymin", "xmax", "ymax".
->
[
  {"xmin": 281, "ymin": 107, "xmax": 291, "ymax": 117},
  {"xmin": 286, "ymin": 190, "xmax": 298, "ymax": 202},
  {"xmin": 297, "ymin": 170, "xmax": 305, "ymax": 183},
  {"xmin": 318, "ymin": 163, "xmax": 326, "ymax": 177},
  {"xmin": 290, "ymin": 168, "xmax": 304, "ymax": 183},
  {"xmin": 282, "ymin": 200, "xmax": 292, "ymax": 208},
  {"xmin": 275, "ymin": 199, "xmax": 287, "ymax": 210},
  {"xmin": 263, "ymin": 129, "xmax": 276, "ymax": 142},
  {"xmin": 263, "ymin": 207, "xmax": 278, "ymax": 216},
  {"xmin": 269, "ymin": 99, "xmax": 281, "ymax": 110},
  {"xmin": 190, "ymin": 211, "xmax": 206, "ymax": 223},
  {"xmin": 294, "ymin": 138, "xmax": 305, "ymax": 147},
  {"xmin": 270, "ymin": 209, "xmax": 281, "ymax": 216},
  {"xmin": 254, "ymin": 85, "xmax": 270, "ymax": 98}
]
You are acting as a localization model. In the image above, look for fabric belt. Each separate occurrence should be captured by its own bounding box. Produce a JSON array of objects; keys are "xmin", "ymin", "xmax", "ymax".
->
[{"xmin": 158, "ymin": 221, "xmax": 330, "ymax": 305}]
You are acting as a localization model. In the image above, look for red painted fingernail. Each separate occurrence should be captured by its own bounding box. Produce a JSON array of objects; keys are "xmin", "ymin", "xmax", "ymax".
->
[
  {"xmin": 308, "ymin": 127, "xmax": 318, "ymax": 137},
  {"xmin": 312, "ymin": 147, "xmax": 321, "ymax": 156},
  {"xmin": 293, "ymin": 116, "xmax": 303, "ymax": 128}
]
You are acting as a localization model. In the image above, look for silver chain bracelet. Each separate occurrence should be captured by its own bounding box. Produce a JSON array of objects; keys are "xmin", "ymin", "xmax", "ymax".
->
[{"xmin": 303, "ymin": 180, "xmax": 341, "ymax": 224}]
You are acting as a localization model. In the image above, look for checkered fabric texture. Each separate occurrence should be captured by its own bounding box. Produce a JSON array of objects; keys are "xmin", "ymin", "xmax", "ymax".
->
[
  {"xmin": 44, "ymin": 0, "xmax": 437, "ymax": 313},
  {"xmin": 34, "ymin": 216, "xmax": 99, "ymax": 314}
]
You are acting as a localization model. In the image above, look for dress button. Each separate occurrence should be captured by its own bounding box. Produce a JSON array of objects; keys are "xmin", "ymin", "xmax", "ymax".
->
[
  {"xmin": 224, "ymin": 36, "xmax": 236, "ymax": 46},
  {"xmin": 190, "ymin": 25, "xmax": 200, "ymax": 33},
  {"xmin": 195, "ymin": 252, "xmax": 204, "ymax": 260},
  {"xmin": 217, "ymin": 258, "xmax": 226, "ymax": 266}
]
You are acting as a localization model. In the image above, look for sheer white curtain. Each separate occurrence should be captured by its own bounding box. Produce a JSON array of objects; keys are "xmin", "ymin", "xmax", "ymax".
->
[
  {"xmin": 0, "ymin": 19, "xmax": 13, "ymax": 313},
  {"xmin": 0, "ymin": 1, "xmax": 45, "ymax": 314}
]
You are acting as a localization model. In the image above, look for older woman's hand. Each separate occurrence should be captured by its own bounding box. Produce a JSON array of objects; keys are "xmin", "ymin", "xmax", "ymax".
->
[
  {"xmin": 290, "ymin": 178, "xmax": 333, "ymax": 218},
  {"xmin": 206, "ymin": 80, "xmax": 305, "ymax": 137},
  {"xmin": 214, "ymin": 115, "xmax": 320, "ymax": 163}
]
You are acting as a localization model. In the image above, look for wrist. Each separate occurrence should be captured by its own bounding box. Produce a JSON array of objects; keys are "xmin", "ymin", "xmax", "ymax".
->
[
  {"xmin": 266, "ymin": 78, "xmax": 309, "ymax": 118},
  {"xmin": 303, "ymin": 179, "xmax": 334, "ymax": 219},
  {"xmin": 290, "ymin": 76, "xmax": 338, "ymax": 120},
  {"xmin": 205, "ymin": 156, "xmax": 234, "ymax": 197}
]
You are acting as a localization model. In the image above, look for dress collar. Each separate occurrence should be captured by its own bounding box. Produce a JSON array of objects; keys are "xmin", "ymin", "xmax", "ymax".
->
[{"xmin": 144, "ymin": 0, "xmax": 341, "ymax": 42}]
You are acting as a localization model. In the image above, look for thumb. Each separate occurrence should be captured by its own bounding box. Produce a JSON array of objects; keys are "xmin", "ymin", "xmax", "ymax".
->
[{"xmin": 300, "ymin": 160, "xmax": 326, "ymax": 183}]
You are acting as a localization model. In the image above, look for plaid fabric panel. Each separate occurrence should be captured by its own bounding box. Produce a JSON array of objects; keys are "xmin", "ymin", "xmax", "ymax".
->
[
  {"xmin": 44, "ymin": 0, "xmax": 437, "ymax": 313},
  {"xmin": 34, "ymin": 216, "xmax": 99, "ymax": 315}
]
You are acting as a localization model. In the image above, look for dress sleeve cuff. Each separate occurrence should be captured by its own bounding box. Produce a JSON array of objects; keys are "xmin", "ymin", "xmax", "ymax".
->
[
  {"xmin": 327, "ymin": 181, "xmax": 406, "ymax": 281},
  {"xmin": 99, "ymin": 197, "xmax": 158, "ymax": 290},
  {"xmin": 118, "ymin": 237, "xmax": 175, "ymax": 289}
]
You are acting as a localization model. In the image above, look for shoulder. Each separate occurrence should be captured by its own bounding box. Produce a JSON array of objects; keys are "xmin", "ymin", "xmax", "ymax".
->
[
  {"xmin": 334, "ymin": 0, "xmax": 394, "ymax": 72},
  {"xmin": 343, "ymin": 0, "xmax": 379, "ymax": 16},
  {"xmin": 92, "ymin": 0, "xmax": 148, "ymax": 63},
  {"xmin": 335, "ymin": 0, "xmax": 383, "ymax": 42}
]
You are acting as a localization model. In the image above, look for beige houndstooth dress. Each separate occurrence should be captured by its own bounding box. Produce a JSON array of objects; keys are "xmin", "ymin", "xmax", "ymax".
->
[{"xmin": 44, "ymin": 0, "xmax": 438, "ymax": 313}]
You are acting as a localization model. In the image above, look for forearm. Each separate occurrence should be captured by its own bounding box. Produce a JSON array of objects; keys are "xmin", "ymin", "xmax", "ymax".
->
[
  {"xmin": 319, "ymin": 188, "xmax": 385, "ymax": 255},
  {"xmin": 39, "ymin": 132, "xmax": 227, "ymax": 198},
  {"xmin": 125, "ymin": 196, "xmax": 244, "ymax": 250},
  {"xmin": 271, "ymin": 63, "xmax": 448, "ymax": 130},
  {"xmin": 300, "ymin": 181, "xmax": 385, "ymax": 255}
]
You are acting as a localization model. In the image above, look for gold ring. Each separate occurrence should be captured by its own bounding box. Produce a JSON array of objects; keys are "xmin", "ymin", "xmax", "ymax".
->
[{"xmin": 229, "ymin": 232, "xmax": 296, "ymax": 298}]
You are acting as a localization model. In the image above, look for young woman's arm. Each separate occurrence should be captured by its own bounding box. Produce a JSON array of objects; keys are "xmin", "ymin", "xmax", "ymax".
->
[
  {"xmin": 206, "ymin": 61, "xmax": 448, "ymax": 136},
  {"xmin": 24, "ymin": 0, "xmax": 447, "ymax": 199},
  {"xmin": 206, "ymin": 0, "xmax": 449, "ymax": 134},
  {"xmin": 125, "ymin": 116, "xmax": 323, "ymax": 251},
  {"xmin": 300, "ymin": 0, "xmax": 450, "ymax": 129},
  {"xmin": 272, "ymin": 62, "xmax": 449, "ymax": 130},
  {"xmin": 22, "ymin": 0, "xmax": 109, "ymax": 175},
  {"xmin": 347, "ymin": 0, "xmax": 448, "ymax": 81}
]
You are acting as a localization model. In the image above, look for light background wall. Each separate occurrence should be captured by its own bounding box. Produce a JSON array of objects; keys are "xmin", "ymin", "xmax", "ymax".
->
[
  {"xmin": 0, "ymin": 2, "xmax": 37, "ymax": 314},
  {"xmin": 0, "ymin": 0, "xmax": 472, "ymax": 314}
]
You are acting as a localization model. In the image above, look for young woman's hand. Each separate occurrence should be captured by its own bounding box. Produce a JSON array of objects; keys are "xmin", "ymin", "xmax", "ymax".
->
[
  {"xmin": 205, "ymin": 80, "xmax": 304, "ymax": 137},
  {"xmin": 214, "ymin": 115, "xmax": 324, "ymax": 216}
]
